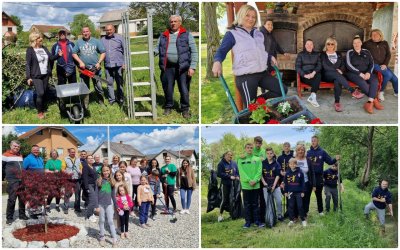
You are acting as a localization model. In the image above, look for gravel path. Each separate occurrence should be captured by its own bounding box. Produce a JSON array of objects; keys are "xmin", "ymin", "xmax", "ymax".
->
[{"xmin": 2, "ymin": 190, "xmax": 199, "ymax": 248}]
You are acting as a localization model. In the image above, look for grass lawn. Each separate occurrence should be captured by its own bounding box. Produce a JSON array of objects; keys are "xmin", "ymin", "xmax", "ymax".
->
[
  {"xmin": 2, "ymin": 38, "xmax": 199, "ymax": 124},
  {"xmin": 201, "ymin": 180, "xmax": 398, "ymax": 248},
  {"xmin": 201, "ymin": 44, "xmax": 236, "ymax": 124}
]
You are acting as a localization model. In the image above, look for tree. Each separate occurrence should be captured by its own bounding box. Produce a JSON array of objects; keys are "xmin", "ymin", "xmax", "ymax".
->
[
  {"xmin": 10, "ymin": 15, "xmax": 23, "ymax": 33},
  {"xmin": 360, "ymin": 126, "xmax": 374, "ymax": 188},
  {"xmin": 69, "ymin": 14, "xmax": 99, "ymax": 38},
  {"xmin": 17, "ymin": 171, "xmax": 75, "ymax": 233},
  {"xmin": 203, "ymin": 3, "xmax": 221, "ymax": 79}
]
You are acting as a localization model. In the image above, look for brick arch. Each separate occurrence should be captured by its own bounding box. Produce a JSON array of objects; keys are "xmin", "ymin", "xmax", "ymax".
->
[{"xmin": 297, "ymin": 13, "xmax": 371, "ymax": 51}]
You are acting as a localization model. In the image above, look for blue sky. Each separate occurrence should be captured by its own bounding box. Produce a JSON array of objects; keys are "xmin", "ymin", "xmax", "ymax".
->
[
  {"xmin": 2, "ymin": 126, "xmax": 199, "ymax": 155},
  {"xmin": 201, "ymin": 126, "xmax": 317, "ymax": 145},
  {"xmin": 2, "ymin": 2, "xmax": 130, "ymax": 31}
]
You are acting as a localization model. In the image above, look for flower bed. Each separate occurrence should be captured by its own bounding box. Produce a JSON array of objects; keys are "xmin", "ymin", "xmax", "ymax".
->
[{"xmin": 13, "ymin": 223, "xmax": 79, "ymax": 243}]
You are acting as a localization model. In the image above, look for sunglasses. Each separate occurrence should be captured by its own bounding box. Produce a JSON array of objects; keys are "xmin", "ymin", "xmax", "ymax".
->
[{"xmin": 326, "ymin": 43, "xmax": 335, "ymax": 46}]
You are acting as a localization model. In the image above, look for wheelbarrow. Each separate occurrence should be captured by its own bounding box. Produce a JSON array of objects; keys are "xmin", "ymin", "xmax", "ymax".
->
[
  {"xmin": 55, "ymin": 82, "xmax": 90, "ymax": 124},
  {"xmin": 219, "ymin": 65, "xmax": 311, "ymax": 124}
]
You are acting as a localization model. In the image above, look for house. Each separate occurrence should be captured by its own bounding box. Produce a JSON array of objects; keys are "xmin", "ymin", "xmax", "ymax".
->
[
  {"xmin": 18, "ymin": 126, "xmax": 83, "ymax": 160},
  {"xmin": 2, "ymin": 11, "xmax": 17, "ymax": 36},
  {"xmin": 29, "ymin": 24, "xmax": 71, "ymax": 39},
  {"xmin": 92, "ymin": 141, "xmax": 145, "ymax": 164},
  {"xmin": 148, "ymin": 149, "xmax": 199, "ymax": 172},
  {"xmin": 98, "ymin": 9, "xmax": 147, "ymax": 36}
]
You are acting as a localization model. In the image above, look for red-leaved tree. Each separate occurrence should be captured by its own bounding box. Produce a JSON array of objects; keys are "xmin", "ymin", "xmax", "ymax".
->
[{"xmin": 17, "ymin": 170, "xmax": 75, "ymax": 233}]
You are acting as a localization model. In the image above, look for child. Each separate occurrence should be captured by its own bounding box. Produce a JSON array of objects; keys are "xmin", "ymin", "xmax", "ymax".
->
[
  {"xmin": 323, "ymin": 162, "xmax": 344, "ymax": 212},
  {"xmin": 284, "ymin": 158, "xmax": 306, "ymax": 227},
  {"xmin": 237, "ymin": 143, "xmax": 264, "ymax": 229},
  {"xmin": 113, "ymin": 170, "xmax": 127, "ymax": 230},
  {"xmin": 364, "ymin": 179, "xmax": 393, "ymax": 233},
  {"xmin": 97, "ymin": 165, "xmax": 118, "ymax": 247},
  {"xmin": 137, "ymin": 176, "xmax": 154, "ymax": 228},
  {"xmin": 116, "ymin": 184, "xmax": 134, "ymax": 239},
  {"xmin": 148, "ymin": 164, "xmax": 161, "ymax": 220}
]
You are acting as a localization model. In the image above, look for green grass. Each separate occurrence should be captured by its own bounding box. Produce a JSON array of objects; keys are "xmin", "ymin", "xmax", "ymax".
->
[
  {"xmin": 2, "ymin": 38, "xmax": 199, "ymax": 124},
  {"xmin": 201, "ymin": 44, "xmax": 235, "ymax": 124},
  {"xmin": 201, "ymin": 180, "xmax": 398, "ymax": 248}
]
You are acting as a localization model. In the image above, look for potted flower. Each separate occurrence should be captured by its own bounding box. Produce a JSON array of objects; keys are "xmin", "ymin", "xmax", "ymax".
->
[
  {"xmin": 249, "ymin": 97, "xmax": 271, "ymax": 124},
  {"xmin": 276, "ymin": 101, "xmax": 293, "ymax": 117},
  {"xmin": 286, "ymin": 2, "xmax": 298, "ymax": 14},
  {"xmin": 265, "ymin": 2, "xmax": 275, "ymax": 14}
]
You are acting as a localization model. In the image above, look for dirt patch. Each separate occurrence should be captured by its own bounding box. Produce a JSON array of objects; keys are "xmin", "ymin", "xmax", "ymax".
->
[{"xmin": 12, "ymin": 223, "xmax": 79, "ymax": 243}]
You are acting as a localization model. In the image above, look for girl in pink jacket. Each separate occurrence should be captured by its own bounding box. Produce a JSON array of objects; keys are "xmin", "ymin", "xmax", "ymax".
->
[{"xmin": 116, "ymin": 184, "xmax": 134, "ymax": 239}]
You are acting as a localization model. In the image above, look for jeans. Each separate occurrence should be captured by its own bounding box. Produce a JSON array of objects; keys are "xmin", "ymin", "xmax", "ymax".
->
[
  {"xmin": 242, "ymin": 189, "xmax": 260, "ymax": 224},
  {"xmin": 6, "ymin": 180, "xmax": 26, "ymax": 220},
  {"xmin": 161, "ymin": 62, "xmax": 191, "ymax": 111},
  {"xmin": 345, "ymin": 72, "xmax": 379, "ymax": 98},
  {"xmin": 180, "ymin": 188, "xmax": 193, "ymax": 209},
  {"xmin": 373, "ymin": 64, "xmax": 398, "ymax": 94},
  {"xmin": 364, "ymin": 202, "xmax": 386, "ymax": 225},
  {"xmin": 105, "ymin": 66, "xmax": 124, "ymax": 104},
  {"xmin": 324, "ymin": 185, "xmax": 338, "ymax": 212},
  {"xmin": 80, "ymin": 69, "xmax": 104, "ymax": 106},
  {"xmin": 86, "ymin": 184, "xmax": 98, "ymax": 219},
  {"xmin": 64, "ymin": 179, "xmax": 81, "ymax": 210},
  {"xmin": 99, "ymin": 204, "xmax": 117, "ymax": 239},
  {"xmin": 263, "ymin": 186, "xmax": 282, "ymax": 216},
  {"xmin": 139, "ymin": 201, "xmax": 150, "ymax": 224},
  {"xmin": 288, "ymin": 192, "xmax": 305, "ymax": 221}
]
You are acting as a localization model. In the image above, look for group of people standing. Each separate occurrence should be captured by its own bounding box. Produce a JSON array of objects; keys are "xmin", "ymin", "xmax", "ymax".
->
[
  {"xmin": 25, "ymin": 14, "xmax": 198, "ymax": 119},
  {"xmin": 3, "ymin": 140, "xmax": 197, "ymax": 247},
  {"xmin": 216, "ymin": 135, "xmax": 393, "ymax": 231},
  {"xmin": 212, "ymin": 4, "xmax": 397, "ymax": 114}
]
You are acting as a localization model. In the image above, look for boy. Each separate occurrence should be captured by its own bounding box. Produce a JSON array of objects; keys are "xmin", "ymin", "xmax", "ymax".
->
[
  {"xmin": 261, "ymin": 148, "xmax": 283, "ymax": 221},
  {"xmin": 237, "ymin": 143, "xmax": 264, "ymax": 229},
  {"xmin": 364, "ymin": 179, "xmax": 393, "ymax": 233},
  {"xmin": 277, "ymin": 142, "xmax": 293, "ymax": 217},
  {"xmin": 323, "ymin": 162, "xmax": 344, "ymax": 212},
  {"xmin": 284, "ymin": 158, "xmax": 306, "ymax": 227},
  {"xmin": 253, "ymin": 136, "xmax": 266, "ymax": 161}
]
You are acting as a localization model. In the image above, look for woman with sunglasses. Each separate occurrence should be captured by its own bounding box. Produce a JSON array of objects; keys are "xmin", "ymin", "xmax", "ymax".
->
[
  {"xmin": 320, "ymin": 37, "xmax": 364, "ymax": 112},
  {"xmin": 26, "ymin": 32, "xmax": 59, "ymax": 119}
]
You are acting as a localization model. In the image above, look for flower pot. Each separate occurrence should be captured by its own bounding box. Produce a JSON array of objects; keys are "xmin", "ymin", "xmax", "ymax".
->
[{"xmin": 281, "ymin": 109, "xmax": 322, "ymax": 124}]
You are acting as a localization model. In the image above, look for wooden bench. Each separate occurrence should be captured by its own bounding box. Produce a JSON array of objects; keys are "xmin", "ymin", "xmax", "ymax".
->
[{"xmin": 297, "ymin": 71, "xmax": 383, "ymax": 97}]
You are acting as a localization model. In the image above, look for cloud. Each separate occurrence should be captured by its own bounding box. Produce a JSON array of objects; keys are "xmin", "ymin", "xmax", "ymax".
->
[
  {"xmin": 112, "ymin": 127, "xmax": 198, "ymax": 155},
  {"xmin": 2, "ymin": 126, "xmax": 18, "ymax": 136},
  {"xmin": 79, "ymin": 134, "xmax": 105, "ymax": 151}
]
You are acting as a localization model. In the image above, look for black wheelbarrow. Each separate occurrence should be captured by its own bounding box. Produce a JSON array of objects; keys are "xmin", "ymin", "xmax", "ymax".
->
[
  {"xmin": 219, "ymin": 65, "xmax": 314, "ymax": 124},
  {"xmin": 55, "ymin": 82, "xmax": 90, "ymax": 124}
]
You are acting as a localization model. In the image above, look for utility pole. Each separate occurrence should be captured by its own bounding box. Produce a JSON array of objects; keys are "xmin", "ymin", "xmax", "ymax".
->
[{"xmin": 107, "ymin": 126, "xmax": 111, "ymax": 159}]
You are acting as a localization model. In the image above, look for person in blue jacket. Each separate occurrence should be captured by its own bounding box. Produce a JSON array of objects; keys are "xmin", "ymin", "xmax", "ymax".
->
[
  {"xmin": 216, "ymin": 151, "xmax": 239, "ymax": 222},
  {"xmin": 364, "ymin": 179, "xmax": 393, "ymax": 233},
  {"xmin": 277, "ymin": 142, "xmax": 293, "ymax": 218},
  {"xmin": 23, "ymin": 145, "xmax": 44, "ymax": 172},
  {"xmin": 306, "ymin": 135, "xmax": 339, "ymax": 215}
]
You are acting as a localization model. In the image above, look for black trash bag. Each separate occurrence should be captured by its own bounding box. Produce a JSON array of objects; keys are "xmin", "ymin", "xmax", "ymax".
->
[
  {"xmin": 229, "ymin": 179, "xmax": 243, "ymax": 220},
  {"xmin": 11, "ymin": 88, "xmax": 36, "ymax": 109},
  {"xmin": 207, "ymin": 170, "xmax": 221, "ymax": 213},
  {"xmin": 265, "ymin": 188, "xmax": 277, "ymax": 228}
]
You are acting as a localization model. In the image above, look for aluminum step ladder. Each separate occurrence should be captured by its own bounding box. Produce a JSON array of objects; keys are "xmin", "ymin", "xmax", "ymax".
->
[{"xmin": 122, "ymin": 9, "xmax": 157, "ymax": 120}]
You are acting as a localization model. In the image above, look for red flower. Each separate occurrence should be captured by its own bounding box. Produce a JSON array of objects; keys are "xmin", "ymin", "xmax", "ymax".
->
[
  {"xmin": 248, "ymin": 103, "xmax": 258, "ymax": 112},
  {"xmin": 266, "ymin": 119, "xmax": 280, "ymax": 124},
  {"xmin": 262, "ymin": 105, "xmax": 270, "ymax": 112},
  {"xmin": 256, "ymin": 97, "xmax": 266, "ymax": 105},
  {"xmin": 310, "ymin": 118, "xmax": 323, "ymax": 124}
]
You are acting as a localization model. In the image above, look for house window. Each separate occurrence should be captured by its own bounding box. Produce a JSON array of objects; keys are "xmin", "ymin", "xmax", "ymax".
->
[
  {"xmin": 39, "ymin": 147, "xmax": 46, "ymax": 154},
  {"xmin": 62, "ymin": 131, "xmax": 68, "ymax": 138},
  {"xmin": 35, "ymin": 130, "xmax": 43, "ymax": 135},
  {"xmin": 163, "ymin": 153, "xmax": 168, "ymax": 158},
  {"xmin": 8, "ymin": 27, "xmax": 12, "ymax": 32},
  {"xmin": 101, "ymin": 148, "xmax": 108, "ymax": 158},
  {"xmin": 57, "ymin": 148, "xmax": 64, "ymax": 156}
]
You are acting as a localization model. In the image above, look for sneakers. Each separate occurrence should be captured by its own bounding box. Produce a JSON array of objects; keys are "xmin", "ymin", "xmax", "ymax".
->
[
  {"xmin": 163, "ymin": 108, "xmax": 172, "ymax": 115},
  {"xmin": 307, "ymin": 93, "xmax": 320, "ymax": 107},
  {"xmin": 373, "ymin": 98, "xmax": 384, "ymax": 110},
  {"xmin": 112, "ymin": 240, "xmax": 117, "ymax": 248},
  {"xmin": 55, "ymin": 206, "xmax": 61, "ymax": 212},
  {"xmin": 255, "ymin": 222, "xmax": 265, "ymax": 228},
  {"xmin": 6, "ymin": 219, "xmax": 12, "ymax": 225},
  {"xmin": 352, "ymin": 89, "xmax": 364, "ymax": 99},
  {"xmin": 182, "ymin": 110, "xmax": 191, "ymax": 119},
  {"xmin": 218, "ymin": 215, "xmax": 224, "ymax": 222},
  {"xmin": 99, "ymin": 237, "xmax": 106, "ymax": 247},
  {"xmin": 394, "ymin": 93, "xmax": 398, "ymax": 97},
  {"xmin": 288, "ymin": 221, "xmax": 294, "ymax": 227},
  {"xmin": 140, "ymin": 224, "xmax": 146, "ymax": 228},
  {"xmin": 180, "ymin": 210, "xmax": 186, "ymax": 215},
  {"xmin": 185, "ymin": 210, "xmax": 190, "ymax": 214},
  {"xmin": 121, "ymin": 233, "xmax": 126, "ymax": 239},
  {"xmin": 145, "ymin": 224, "xmax": 151, "ymax": 227},
  {"xmin": 302, "ymin": 221, "xmax": 307, "ymax": 227},
  {"xmin": 334, "ymin": 102, "xmax": 343, "ymax": 112},
  {"xmin": 243, "ymin": 222, "xmax": 251, "ymax": 229},
  {"xmin": 278, "ymin": 215, "xmax": 284, "ymax": 222},
  {"xmin": 89, "ymin": 215, "xmax": 97, "ymax": 223},
  {"xmin": 364, "ymin": 102, "xmax": 374, "ymax": 114},
  {"xmin": 378, "ymin": 91, "xmax": 385, "ymax": 101},
  {"xmin": 20, "ymin": 214, "xmax": 29, "ymax": 220},
  {"xmin": 319, "ymin": 212, "xmax": 324, "ymax": 216}
]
